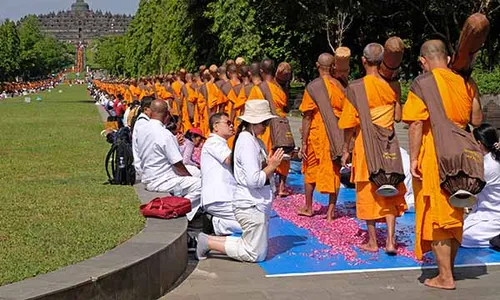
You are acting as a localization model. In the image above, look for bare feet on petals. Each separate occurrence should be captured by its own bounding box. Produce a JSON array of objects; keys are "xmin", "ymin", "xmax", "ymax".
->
[
  {"xmin": 297, "ymin": 207, "xmax": 313, "ymax": 217},
  {"xmin": 359, "ymin": 243, "xmax": 379, "ymax": 252}
]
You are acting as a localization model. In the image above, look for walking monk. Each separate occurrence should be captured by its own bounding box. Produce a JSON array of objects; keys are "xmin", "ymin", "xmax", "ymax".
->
[
  {"xmin": 403, "ymin": 40, "xmax": 482, "ymax": 290},
  {"xmin": 181, "ymin": 73, "xmax": 199, "ymax": 130},
  {"xmin": 298, "ymin": 53, "xmax": 345, "ymax": 221},
  {"xmin": 247, "ymin": 59, "xmax": 291, "ymax": 196},
  {"xmin": 221, "ymin": 64, "xmax": 241, "ymax": 121},
  {"xmin": 339, "ymin": 43, "xmax": 407, "ymax": 254}
]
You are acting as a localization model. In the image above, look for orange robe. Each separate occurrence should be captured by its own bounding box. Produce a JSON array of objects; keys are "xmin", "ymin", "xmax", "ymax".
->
[
  {"xmin": 299, "ymin": 76, "xmax": 344, "ymax": 194},
  {"xmin": 181, "ymin": 83, "xmax": 200, "ymax": 131},
  {"xmin": 247, "ymin": 81, "xmax": 290, "ymax": 176},
  {"xmin": 197, "ymin": 83, "xmax": 213, "ymax": 137},
  {"xmin": 129, "ymin": 85, "xmax": 141, "ymax": 101},
  {"xmin": 402, "ymin": 68, "xmax": 475, "ymax": 259},
  {"xmin": 338, "ymin": 75, "xmax": 407, "ymax": 222}
]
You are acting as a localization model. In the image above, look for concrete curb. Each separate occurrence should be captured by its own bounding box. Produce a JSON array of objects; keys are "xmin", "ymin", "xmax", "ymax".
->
[{"xmin": 0, "ymin": 105, "xmax": 189, "ymax": 300}]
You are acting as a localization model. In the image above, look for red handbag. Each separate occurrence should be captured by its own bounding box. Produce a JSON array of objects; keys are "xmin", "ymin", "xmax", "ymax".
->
[{"xmin": 140, "ymin": 196, "xmax": 192, "ymax": 219}]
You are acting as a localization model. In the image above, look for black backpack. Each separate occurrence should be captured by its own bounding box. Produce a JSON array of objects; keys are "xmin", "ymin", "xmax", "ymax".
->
[{"xmin": 105, "ymin": 127, "xmax": 136, "ymax": 185}]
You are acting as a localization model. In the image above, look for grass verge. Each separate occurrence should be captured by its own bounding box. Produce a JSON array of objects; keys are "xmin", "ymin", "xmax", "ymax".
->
[{"xmin": 0, "ymin": 85, "xmax": 144, "ymax": 286}]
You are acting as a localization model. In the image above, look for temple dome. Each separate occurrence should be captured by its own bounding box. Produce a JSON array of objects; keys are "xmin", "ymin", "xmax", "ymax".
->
[{"xmin": 71, "ymin": 0, "xmax": 90, "ymax": 12}]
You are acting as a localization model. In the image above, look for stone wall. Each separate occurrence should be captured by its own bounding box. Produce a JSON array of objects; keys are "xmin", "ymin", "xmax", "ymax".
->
[{"xmin": 481, "ymin": 94, "xmax": 500, "ymax": 129}]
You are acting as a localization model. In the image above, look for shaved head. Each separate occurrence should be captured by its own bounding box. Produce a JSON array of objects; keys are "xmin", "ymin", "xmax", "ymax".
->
[
  {"xmin": 226, "ymin": 59, "xmax": 235, "ymax": 66},
  {"xmin": 227, "ymin": 64, "xmax": 238, "ymax": 74},
  {"xmin": 150, "ymin": 99, "xmax": 168, "ymax": 117},
  {"xmin": 218, "ymin": 65, "xmax": 227, "ymax": 74},
  {"xmin": 186, "ymin": 73, "xmax": 192, "ymax": 81},
  {"xmin": 250, "ymin": 62, "xmax": 261, "ymax": 77},
  {"xmin": 317, "ymin": 53, "xmax": 334, "ymax": 69},
  {"xmin": 363, "ymin": 43, "xmax": 384, "ymax": 66},
  {"xmin": 199, "ymin": 65, "xmax": 207, "ymax": 73},
  {"xmin": 420, "ymin": 39, "xmax": 448, "ymax": 61},
  {"xmin": 239, "ymin": 65, "xmax": 250, "ymax": 78},
  {"xmin": 260, "ymin": 59, "xmax": 276, "ymax": 76}
]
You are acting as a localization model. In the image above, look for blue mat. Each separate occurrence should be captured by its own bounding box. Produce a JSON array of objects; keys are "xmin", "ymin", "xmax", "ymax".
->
[{"xmin": 258, "ymin": 161, "xmax": 500, "ymax": 277}]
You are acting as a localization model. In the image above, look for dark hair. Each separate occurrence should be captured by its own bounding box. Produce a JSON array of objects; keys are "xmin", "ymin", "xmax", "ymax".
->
[
  {"xmin": 166, "ymin": 115, "xmax": 180, "ymax": 134},
  {"xmin": 231, "ymin": 121, "xmax": 249, "ymax": 172},
  {"xmin": 209, "ymin": 112, "xmax": 229, "ymax": 132},
  {"xmin": 473, "ymin": 123, "xmax": 500, "ymax": 162}
]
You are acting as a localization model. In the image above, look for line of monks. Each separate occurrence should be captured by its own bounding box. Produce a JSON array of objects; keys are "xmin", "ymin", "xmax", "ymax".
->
[
  {"xmin": 93, "ymin": 39, "xmax": 483, "ymax": 290},
  {"xmin": 1, "ymin": 75, "xmax": 61, "ymax": 96}
]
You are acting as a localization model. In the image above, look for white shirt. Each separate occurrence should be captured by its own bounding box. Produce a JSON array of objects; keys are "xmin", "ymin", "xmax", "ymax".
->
[
  {"xmin": 232, "ymin": 131, "xmax": 273, "ymax": 214},
  {"xmin": 471, "ymin": 152, "xmax": 500, "ymax": 220},
  {"xmin": 132, "ymin": 113, "xmax": 150, "ymax": 176},
  {"xmin": 137, "ymin": 119, "xmax": 183, "ymax": 190},
  {"xmin": 201, "ymin": 134, "xmax": 236, "ymax": 206}
]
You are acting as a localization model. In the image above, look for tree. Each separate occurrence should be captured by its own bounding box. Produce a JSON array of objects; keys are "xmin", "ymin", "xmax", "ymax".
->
[{"xmin": 0, "ymin": 20, "xmax": 21, "ymax": 81}]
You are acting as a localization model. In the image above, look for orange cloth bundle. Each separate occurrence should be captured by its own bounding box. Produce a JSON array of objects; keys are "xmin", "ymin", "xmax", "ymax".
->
[
  {"xmin": 450, "ymin": 13, "xmax": 490, "ymax": 77},
  {"xmin": 334, "ymin": 47, "xmax": 351, "ymax": 87},
  {"xmin": 379, "ymin": 37, "xmax": 405, "ymax": 81}
]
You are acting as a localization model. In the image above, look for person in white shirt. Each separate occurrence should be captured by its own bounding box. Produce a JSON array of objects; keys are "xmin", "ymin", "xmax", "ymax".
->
[
  {"xmin": 462, "ymin": 124, "xmax": 500, "ymax": 248},
  {"xmin": 196, "ymin": 100, "xmax": 284, "ymax": 262},
  {"xmin": 132, "ymin": 97, "xmax": 154, "ymax": 179},
  {"xmin": 137, "ymin": 100, "xmax": 201, "ymax": 221},
  {"xmin": 201, "ymin": 112, "xmax": 241, "ymax": 235}
]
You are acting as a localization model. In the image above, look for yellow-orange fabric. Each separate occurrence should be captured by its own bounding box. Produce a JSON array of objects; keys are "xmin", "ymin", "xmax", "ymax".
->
[
  {"xmin": 338, "ymin": 75, "xmax": 407, "ymax": 222},
  {"xmin": 247, "ymin": 81, "xmax": 290, "ymax": 176},
  {"xmin": 402, "ymin": 68, "xmax": 475, "ymax": 260},
  {"xmin": 299, "ymin": 76, "xmax": 344, "ymax": 194}
]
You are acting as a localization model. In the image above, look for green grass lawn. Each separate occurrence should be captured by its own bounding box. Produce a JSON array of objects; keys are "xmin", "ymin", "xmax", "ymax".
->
[{"xmin": 0, "ymin": 85, "xmax": 144, "ymax": 286}]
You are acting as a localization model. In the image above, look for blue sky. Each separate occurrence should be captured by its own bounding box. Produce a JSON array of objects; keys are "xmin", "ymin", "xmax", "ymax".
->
[{"xmin": 0, "ymin": 0, "xmax": 138, "ymax": 21}]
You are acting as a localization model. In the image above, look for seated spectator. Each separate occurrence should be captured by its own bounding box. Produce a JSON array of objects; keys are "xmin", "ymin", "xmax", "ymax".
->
[
  {"xmin": 124, "ymin": 100, "xmax": 141, "ymax": 128},
  {"xmin": 201, "ymin": 113, "xmax": 242, "ymax": 235},
  {"xmin": 132, "ymin": 97, "xmax": 154, "ymax": 179},
  {"xmin": 182, "ymin": 128, "xmax": 206, "ymax": 169},
  {"xmin": 462, "ymin": 124, "xmax": 500, "ymax": 248},
  {"xmin": 196, "ymin": 100, "xmax": 284, "ymax": 262},
  {"xmin": 137, "ymin": 100, "xmax": 201, "ymax": 221},
  {"xmin": 166, "ymin": 115, "xmax": 201, "ymax": 178}
]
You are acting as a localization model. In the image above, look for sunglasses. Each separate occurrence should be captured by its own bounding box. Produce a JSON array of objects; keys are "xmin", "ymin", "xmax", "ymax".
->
[{"xmin": 216, "ymin": 120, "xmax": 233, "ymax": 127}]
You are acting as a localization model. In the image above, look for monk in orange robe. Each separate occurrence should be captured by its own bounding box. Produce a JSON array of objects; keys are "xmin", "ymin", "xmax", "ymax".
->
[
  {"xmin": 403, "ymin": 40, "xmax": 482, "ymax": 290},
  {"xmin": 247, "ymin": 59, "xmax": 291, "ymax": 196},
  {"xmin": 233, "ymin": 64, "xmax": 254, "ymax": 123},
  {"xmin": 181, "ymin": 73, "xmax": 200, "ymax": 130},
  {"xmin": 221, "ymin": 64, "xmax": 241, "ymax": 120},
  {"xmin": 298, "ymin": 53, "xmax": 345, "ymax": 221},
  {"xmin": 215, "ymin": 65, "xmax": 229, "ymax": 112},
  {"xmin": 339, "ymin": 43, "xmax": 407, "ymax": 254},
  {"xmin": 197, "ymin": 70, "xmax": 216, "ymax": 136}
]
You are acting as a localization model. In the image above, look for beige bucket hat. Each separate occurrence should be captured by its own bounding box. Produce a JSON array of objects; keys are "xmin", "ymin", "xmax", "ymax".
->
[{"xmin": 238, "ymin": 100, "xmax": 277, "ymax": 124}]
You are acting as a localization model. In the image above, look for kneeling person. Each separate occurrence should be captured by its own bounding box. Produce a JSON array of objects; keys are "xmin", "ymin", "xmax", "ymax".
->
[{"xmin": 201, "ymin": 113, "xmax": 242, "ymax": 235}]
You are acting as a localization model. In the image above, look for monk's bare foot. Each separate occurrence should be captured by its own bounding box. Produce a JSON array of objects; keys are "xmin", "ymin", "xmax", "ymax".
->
[
  {"xmin": 279, "ymin": 191, "xmax": 290, "ymax": 198},
  {"xmin": 297, "ymin": 207, "xmax": 313, "ymax": 217},
  {"xmin": 385, "ymin": 241, "xmax": 397, "ymax": 255},
  {"xmin": 424, "ymin": 276, "xmax": 456, "ymax": 290},
  {"xmin": 359, "ymin": 243, "xmax": 378, "ymax": 252},
  {"xmin": 326, "ymin": 209, "xmax": 335, "ymax": 222}
]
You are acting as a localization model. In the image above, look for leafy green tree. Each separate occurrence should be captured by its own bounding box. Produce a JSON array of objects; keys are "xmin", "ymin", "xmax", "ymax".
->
[
  {"xmin": 0, "ymin": 20, "xmax": 21, "ymax": 81},
  {"xmin": 205, "ymin": 0, "xmax": 262, "ymax": 61}
]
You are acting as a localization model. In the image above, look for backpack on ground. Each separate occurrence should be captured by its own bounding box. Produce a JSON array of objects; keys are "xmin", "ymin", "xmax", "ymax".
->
[{"xmin": 105, "ymin": 127, "xmax": 136, "ymax": 185}]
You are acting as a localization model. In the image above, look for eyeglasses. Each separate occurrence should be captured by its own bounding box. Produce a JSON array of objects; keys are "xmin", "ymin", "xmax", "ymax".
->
[{"xmin": 216, "ymin": 120, "xmax": 233, "ymax": 127}]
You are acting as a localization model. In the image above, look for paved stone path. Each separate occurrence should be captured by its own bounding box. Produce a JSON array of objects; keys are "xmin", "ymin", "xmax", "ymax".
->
[{"xmin": 162, "ymin": 116, "xmax": 500, "ymax": 300}]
